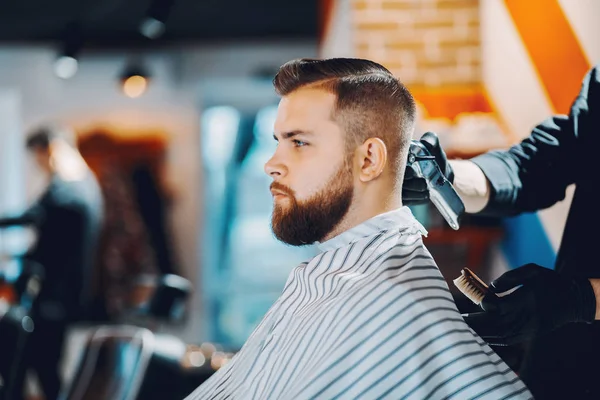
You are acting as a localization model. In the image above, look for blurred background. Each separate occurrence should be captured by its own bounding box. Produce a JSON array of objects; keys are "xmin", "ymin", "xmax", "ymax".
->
[{"xmin": 0, "ymin": 0, "xmax": 598, "ymax": 398}]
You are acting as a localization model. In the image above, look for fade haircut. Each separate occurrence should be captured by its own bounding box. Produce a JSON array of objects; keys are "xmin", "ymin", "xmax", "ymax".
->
[{"xmin": 273, "ymin": 58, "xmax": 416, "ymax": 178}]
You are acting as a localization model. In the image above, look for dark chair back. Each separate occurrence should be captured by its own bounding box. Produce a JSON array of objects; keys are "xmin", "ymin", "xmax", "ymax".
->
[{"xmin": 61, "ymin": 326, "xmax": 155, "ymax": 400}]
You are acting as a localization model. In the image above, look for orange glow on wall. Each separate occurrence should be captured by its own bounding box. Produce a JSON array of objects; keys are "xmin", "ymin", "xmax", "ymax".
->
[{"xmin": 504, "ymin": 0, "xmax": 591, "ymax": 113}]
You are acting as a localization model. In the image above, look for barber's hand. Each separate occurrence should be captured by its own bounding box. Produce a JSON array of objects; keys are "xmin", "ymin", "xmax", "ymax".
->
[
  {"xmin": 463, "ymin": 263, "xmax": 596, "ymax": 346},
  {"xmin": 403, "ymin": 131, "xmax": 454, "ymax": 205}
]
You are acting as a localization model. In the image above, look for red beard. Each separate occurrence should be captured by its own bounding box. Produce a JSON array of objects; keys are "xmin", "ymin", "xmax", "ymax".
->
[{"xmin": 270, "ymin": 162, "xmax": 354, "ymax": 246}]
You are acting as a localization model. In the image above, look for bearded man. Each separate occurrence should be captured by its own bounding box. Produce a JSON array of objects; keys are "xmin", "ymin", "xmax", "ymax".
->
[{"xmin": 185, "ymin": 58, "xmax": 531, "ymax": 400}]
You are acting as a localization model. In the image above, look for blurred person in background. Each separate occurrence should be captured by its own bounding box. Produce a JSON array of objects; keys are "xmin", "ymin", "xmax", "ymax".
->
[
  {"xmin": 185, "ymin": 58, "xmax": 531, "ymax": 399},
  {"xmin": 0, "ymin": 125, "xmax": 104, "ymax": 399},
  {"xmin": 404, "ymin": 66, "xmax": 599, "ymax": 399}
]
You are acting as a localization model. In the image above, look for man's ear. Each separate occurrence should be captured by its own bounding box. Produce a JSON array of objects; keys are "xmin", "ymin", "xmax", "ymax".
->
[{"xmin": 356, "ymin": 138, "xmax": 387, "ymax": 182}]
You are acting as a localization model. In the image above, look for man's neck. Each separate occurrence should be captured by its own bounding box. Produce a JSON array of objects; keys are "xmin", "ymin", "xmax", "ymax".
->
[{"xmin": 323, "ymin": 191, "xmax": 401, "ymax": 242}]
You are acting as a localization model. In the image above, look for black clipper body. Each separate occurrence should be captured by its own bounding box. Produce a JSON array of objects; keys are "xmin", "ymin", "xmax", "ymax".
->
[{"xmin": 407, "ymin": 141, "xmax": 465, "ymax": 230}]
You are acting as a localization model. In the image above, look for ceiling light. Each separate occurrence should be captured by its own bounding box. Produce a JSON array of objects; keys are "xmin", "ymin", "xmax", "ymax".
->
[
  {"xmin": 120, "ymin": 63, "xmax": 151, "ymax": 98},
  {"xmin": 139, "ymin": 0, "xmax": 176, "ymax": 39},
  {"xmin": 54, "ymin": 22, "xmax": 83, "ymax": 80}
]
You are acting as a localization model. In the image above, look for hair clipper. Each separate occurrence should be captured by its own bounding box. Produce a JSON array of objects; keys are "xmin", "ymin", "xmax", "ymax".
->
[{"xmin": 407, "ymin": 140, "xmax": 465, "ymax": 230}]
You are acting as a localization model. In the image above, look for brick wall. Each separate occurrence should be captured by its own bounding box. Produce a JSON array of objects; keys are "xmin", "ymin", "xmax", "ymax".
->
[
  {"xmin": 352, "ymin": 0, "xmax": 481, "ymax": 91},
  {"xmin": 319, "ymin": 0, "xmax": 508, "ymax": 150}
]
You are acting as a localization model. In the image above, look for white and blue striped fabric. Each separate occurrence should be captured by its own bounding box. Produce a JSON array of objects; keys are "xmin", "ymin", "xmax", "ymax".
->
[{"xmin": 186, "ymin": 207, "xmax": 532, "ymax": 400}]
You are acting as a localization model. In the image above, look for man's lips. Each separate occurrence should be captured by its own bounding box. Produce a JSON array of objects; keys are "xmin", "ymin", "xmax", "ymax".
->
[{"xmin": 270, "ymin": 189, "xmax": 288, "ymax": 198}]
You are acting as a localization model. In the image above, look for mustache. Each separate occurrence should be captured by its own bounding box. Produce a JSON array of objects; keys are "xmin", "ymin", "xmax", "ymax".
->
[{"xmin": 270, "ymin": 182, "xmax": 296, "ymax": 197}]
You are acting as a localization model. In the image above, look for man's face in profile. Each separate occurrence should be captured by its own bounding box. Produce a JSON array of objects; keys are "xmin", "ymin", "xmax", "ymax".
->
[
  {"xmin": 29, "ymin": 146, "xmax": 52, "ymax": 173},
  {"xmin": 265, "ymin": 87, "xmax": 354, "ymax": 246}
]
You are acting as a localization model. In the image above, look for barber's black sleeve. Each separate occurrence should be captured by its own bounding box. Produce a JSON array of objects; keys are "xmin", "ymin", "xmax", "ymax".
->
[
  {"xmin": 471, "ymin": 66, "xmax": 599, "ymax": 217},
  {"xmin": 0, "ymin": 203, "xmax": 44, "ymax": 227}
]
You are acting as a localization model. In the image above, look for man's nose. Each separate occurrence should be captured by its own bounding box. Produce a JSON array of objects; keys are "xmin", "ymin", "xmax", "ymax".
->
[{"xmin": 264, "ymin": 153, "xmax": 286, "ymax": 178}]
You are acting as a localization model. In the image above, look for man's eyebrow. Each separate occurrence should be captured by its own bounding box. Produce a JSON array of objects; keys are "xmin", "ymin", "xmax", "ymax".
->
[{"xmin": 272, "ymin": 130, "xmax": 312, "ymax": 141}]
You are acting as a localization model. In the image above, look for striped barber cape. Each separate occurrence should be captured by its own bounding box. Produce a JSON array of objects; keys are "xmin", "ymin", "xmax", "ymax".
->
[{"xmin": 185, "ymin": 207, "xmax": 532, "ymax": 400}]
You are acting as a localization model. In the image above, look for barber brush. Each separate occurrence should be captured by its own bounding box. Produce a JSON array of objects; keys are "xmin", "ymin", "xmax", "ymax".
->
[{"xmin": 453, "ymin": 268, "xmax": 490, "ymax": 305}]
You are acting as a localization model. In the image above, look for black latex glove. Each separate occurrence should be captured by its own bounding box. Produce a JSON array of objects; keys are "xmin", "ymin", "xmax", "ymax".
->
[
  {"xmin": 403, "ymin": 131, "xmax": 454, "ymax": 205},
  {"xmin": 463, "ymin": 263, "xmax": 596, "ymax": 346}
]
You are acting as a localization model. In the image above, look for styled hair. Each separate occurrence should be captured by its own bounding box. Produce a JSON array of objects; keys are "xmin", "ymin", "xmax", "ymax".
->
[
  {"xmin": 26, "ymin": 128, "xmax": 55, "ymax": 150},
  {"xmin": 26, "ymin": 125, "xmax": 76, "ymax": 150},
  {"xmin": 273, "ymin": 58, "xmax": 416, "ymax": 177}
]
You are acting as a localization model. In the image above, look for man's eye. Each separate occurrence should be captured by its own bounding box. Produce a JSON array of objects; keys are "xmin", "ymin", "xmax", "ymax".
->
[{"xmin": 293, "ymin": 139, "xmax": 308, "ymax": 147}]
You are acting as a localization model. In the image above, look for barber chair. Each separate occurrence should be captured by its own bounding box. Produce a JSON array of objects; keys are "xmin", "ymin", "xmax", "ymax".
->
[
  {"xmin": 0, "ymin": 259, "xmax": 43, "ymax": 400},
  {"xmin": 61, "ymin": 274, "xmax": 215, "ymax": 400},
  {"xmin": 135, "ymin": 274, "xmax": 191, "ymax": 324}
]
